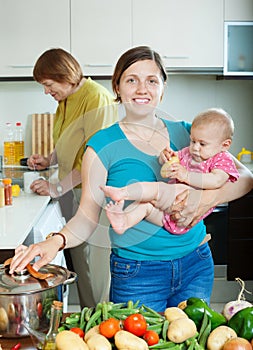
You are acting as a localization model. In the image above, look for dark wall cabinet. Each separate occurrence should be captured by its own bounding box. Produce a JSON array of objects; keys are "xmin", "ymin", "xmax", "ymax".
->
[{"xmin": 227, "ymin": 189, "xmax": 253, "ymax": 280}]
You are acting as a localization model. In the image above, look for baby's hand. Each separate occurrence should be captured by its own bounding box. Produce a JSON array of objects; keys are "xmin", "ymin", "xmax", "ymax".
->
[
  {"xmin": 160, "ymin": 155, "xmax": 180, "ymax": 178},
  {"xmin": 169, "ymin": 163, "xmax": 189, "ymax": 183},
  {"xmin": 159, "ymin": 146, "xmax": 177, "ymax": 165}
]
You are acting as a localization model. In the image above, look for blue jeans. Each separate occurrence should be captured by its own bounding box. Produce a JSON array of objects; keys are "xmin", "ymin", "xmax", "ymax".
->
[{"xmin": 109, "ymin": 243, "xmax": 214, "ymax": 312}]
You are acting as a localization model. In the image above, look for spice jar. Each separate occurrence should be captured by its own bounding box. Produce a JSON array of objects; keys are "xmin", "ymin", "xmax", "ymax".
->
[
  {"xmin": 2, "ymin": 178, "xmax": 13, "ymax": 205},
  {"xmin": 0, "ymin": 180, "xmax": 5, "ymax": 207}
]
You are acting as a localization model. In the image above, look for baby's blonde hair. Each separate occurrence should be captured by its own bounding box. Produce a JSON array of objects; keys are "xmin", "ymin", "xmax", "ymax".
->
[{"xmin": 192, "ymin": 108, "xmax": 234, "ymax": 140}]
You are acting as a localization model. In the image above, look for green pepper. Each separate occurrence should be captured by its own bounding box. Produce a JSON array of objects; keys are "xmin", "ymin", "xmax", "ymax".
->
[
  {"xmin": 183, "ymin": 297, "xmax": 227, "ymax": 330},
  {"xmin": 228, "ymin": 306, "xmax": 253, "ymax": 341}
]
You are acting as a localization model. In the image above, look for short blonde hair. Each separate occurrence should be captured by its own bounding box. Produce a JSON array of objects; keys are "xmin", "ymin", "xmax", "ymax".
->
[{"xmin": 192, "ymin": 108, "xmax": 234, "ymax": 140}]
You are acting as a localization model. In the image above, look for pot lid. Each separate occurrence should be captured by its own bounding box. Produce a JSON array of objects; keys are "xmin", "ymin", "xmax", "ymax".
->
[{"xmin": 0, "ymin": 264, "xmax": 74, "ymax": 295}]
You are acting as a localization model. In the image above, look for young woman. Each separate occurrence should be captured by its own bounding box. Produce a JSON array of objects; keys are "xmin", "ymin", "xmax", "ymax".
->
[{"xmin": 10, "ymin": 46, "xmax": 253, "ymax": 311}]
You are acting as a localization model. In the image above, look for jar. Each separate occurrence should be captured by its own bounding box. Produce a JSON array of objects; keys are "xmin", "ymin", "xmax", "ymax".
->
[
  {"xmin": 0, "ymin": 181, "xmax": 5, "ymax": 208},
  {"xmin": 2, "ymin": 178, "xmax": 13, "ymax": 205}
]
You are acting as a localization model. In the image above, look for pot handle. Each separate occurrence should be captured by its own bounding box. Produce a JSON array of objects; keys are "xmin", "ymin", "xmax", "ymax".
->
[{"xmin": 63, "ymin": 270, "xmax": 78, "ymax": 285}]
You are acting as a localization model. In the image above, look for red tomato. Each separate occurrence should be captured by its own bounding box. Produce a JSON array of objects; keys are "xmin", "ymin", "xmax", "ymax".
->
[
  {"xmin": 99, "ymin": 317, "xmax": 121, "ymax": 338},
  {"xmin": 143, "ymin": 330, "xmax": 160, "ymax": 346},
  {"xmin": 124, "ymin": 313, "xmax": 147, "ymax": 337},
  {"xmin": 70, "ymin": 327, "xmax": 85, "ymax": 338}
]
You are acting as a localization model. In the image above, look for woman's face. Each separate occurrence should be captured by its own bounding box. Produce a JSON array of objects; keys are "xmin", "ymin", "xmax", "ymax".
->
[
  {"xmin": 117, "ymin": 59, "xmax": 165, "ymax": 117},
  {"xmin": 40, "ymin": 79, "xmax": 74, "ymax": 101}
]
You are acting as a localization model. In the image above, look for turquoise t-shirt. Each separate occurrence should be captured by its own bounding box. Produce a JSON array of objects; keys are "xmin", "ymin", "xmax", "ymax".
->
[{"xmin": 87, "ymin": 118, "xmax": 207, "ymax": 261}]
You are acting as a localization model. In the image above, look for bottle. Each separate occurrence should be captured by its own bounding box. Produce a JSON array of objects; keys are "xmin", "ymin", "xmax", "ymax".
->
[
  {"xmin": 0, "ymin": 181, "xmax": 5, "ymax": 208},
  {"xmin": 3, "ymin": 122, "xmax": 15, "ymax": 165},
  {"xmin": 43, "ymin": 300, "xmax": 63, "ymax": 350},
  {"xmin": 14, "ymin": 121, "xmax": 25, "ymax": 165},
  {"xmin": 2, "ymin": 178, "xmax": 12, "ymax": 205}
]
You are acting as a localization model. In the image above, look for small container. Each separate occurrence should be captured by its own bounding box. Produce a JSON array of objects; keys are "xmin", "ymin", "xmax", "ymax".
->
[
  {"xmin": 3, "ymin": 122, "xmax": 15, "ymax": 165},
  {"xmin": 43, "ymin": 300, "xmax": 63, "ymax": 350},
  {"xmin": 0, "ymin": 180, "xmax": 5, "ymax": 208},
  {"xmin": 14, "ymin": 122, "xmax": 25, "ymax": 165},
  {"xmin": 2, "ymin": 178, "xmax": 13, "ymax": 205}
]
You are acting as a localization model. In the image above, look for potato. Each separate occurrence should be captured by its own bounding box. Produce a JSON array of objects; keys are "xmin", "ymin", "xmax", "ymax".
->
[
  {"xmin": 84, "ymin": 325, "xmax": 100, "ymax": 342},
  {"xmin": 207, "ymin": 325, "xmax": 237, "ymax": 350},
  {"xmin": 167, "ymin": 317, "xmax": 197, "ymax": 343},
  {"xmin": 164, "ymin": 307, "xmax": 188, "ymax": 322},
  {"xmin": 56, "ymin": 330, "xmax": 88, "ymax": 350},
  {"xmin": 86, "ymin": 333, "xmax": 112, "ymax": 350},
  {"xmin": 160, "ymin": 156, "xmax": 180, "ymax": 178},
  {"xmin": 0, "ymin": 307, "xmax": 9, "ymax": 331},
  {"xmin": 115, "ymin": 330, "xmax": 148, "ymax": 350}
]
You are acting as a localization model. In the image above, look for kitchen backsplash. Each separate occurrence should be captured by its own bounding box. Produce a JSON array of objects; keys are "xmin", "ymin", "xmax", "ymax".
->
[{"xmin": 0, "ymin": 76, "xmax": 252, "ymax": 158}]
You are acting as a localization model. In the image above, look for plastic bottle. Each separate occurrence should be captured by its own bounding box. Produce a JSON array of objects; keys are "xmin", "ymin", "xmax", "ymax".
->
[
  {"xmin": 2, "ymin": 178, "xmax": 12, "ymax": 205},
  {"xmin": 0, "ymin": 181, "xmax": 5, "ymax": 208},
  {"xmin": 3, "ymin": 123, "xmax": 15, "ymax": 165},
  {"xmin": 14, "ymin": 122, "xmax": 24, "ymax": 165},
  {"xmin": 43, "ymin": 300, "xmax": 63, "ymax": 350}
]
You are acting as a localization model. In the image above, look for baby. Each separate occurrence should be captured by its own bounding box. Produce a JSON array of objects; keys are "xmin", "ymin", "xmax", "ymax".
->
[{"xmin": 100, "ymin": 108, "xmax": 239, "ymax": 235}]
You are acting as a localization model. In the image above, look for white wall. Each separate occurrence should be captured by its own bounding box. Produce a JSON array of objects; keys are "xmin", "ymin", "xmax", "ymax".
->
[{"xmin": 0, "ymin": 76, "xmax": 252, "ymax": 158}]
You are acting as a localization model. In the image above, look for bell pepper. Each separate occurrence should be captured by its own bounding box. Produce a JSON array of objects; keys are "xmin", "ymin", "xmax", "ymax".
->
[
  {"xmin": 228, "ymin": 306, "xmax": 253, "ymax": 340},
  {"xmin": 183, "ymin": 297, "xmax": 227, "ymax": 330}
]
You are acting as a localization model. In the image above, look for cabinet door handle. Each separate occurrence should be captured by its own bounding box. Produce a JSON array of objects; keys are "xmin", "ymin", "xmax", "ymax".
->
[
  {"xmin": 163, "ymin": 56, "xmax": 189, "ymax": 59},
  {"xmin": 9, "ymin": 65, "xmax": 34, "ymax": 68},
  {"xmin": 84, "ymin": 64, "xmax": 113, "ymax": 67}
]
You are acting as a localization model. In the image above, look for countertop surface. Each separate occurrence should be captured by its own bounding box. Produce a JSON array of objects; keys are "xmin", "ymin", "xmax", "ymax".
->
[{"xmin": 0, "ymin": 192, "xmax": 50, "ymax": 249}]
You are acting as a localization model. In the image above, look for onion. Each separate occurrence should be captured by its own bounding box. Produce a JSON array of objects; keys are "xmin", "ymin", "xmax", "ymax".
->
[
  {"xmin": 223, "ymin": 337, "xmax": 252, "ymax": 350},
  {"xmin": 222, "ymin": 278, "xmax": 252, "ymax": 321}
]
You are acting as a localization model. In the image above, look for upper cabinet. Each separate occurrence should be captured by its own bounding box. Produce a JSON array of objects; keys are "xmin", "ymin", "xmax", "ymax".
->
[
  {"xmin": 0, "ymin": 0, "xmax": 70, "ymax": 77},
  {"xmin": 1, "ymin": 0, "xmax": 252, "ymax": 77},
  {"xmin": 132, "ymin": 0, "xmax": 224, "ymax": 70},
  {"xmin": 70, "ymin": 0, "xmax": 132, "ymax": 76},
  {"xmin": 225, "ymin": 0, "xmax": 253, "ymax": 21}
]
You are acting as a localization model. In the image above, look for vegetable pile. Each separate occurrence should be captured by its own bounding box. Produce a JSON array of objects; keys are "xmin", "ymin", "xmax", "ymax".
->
[{"xmin": 55, "ymin": 279, "xmax": 253, "ymax": 349}]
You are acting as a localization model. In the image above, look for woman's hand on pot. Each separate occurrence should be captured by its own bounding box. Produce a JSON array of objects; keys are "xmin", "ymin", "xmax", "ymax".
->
[{"xmin": 9, "ymin": 241, "xmax": 59, "ymax": 274}]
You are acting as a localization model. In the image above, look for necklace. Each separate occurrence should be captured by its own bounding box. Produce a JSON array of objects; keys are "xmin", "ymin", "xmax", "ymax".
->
[{"xmin": 122, "ymin": 117, "xmax": 163, "ymax": 144}]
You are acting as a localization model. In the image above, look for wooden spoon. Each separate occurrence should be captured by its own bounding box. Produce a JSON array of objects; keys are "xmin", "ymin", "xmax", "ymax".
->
[{"xmin": 4, "ymin": 258, "xmax": 54, "ymax": 280}]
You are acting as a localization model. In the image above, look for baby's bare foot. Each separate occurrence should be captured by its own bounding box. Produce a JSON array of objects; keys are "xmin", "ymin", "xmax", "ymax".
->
[
  {"xmin": 100, "ymin": 185, "xmax": 127, "ymax": 202},
  {"xmin": 105, "ymin": 200, "xmax": 127, "ymax": 234}
]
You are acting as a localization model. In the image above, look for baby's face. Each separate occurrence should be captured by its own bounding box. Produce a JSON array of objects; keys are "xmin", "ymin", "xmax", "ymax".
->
[{"xmin": 189, "ymin": 125, "xmax": 228, "ymax": 162}]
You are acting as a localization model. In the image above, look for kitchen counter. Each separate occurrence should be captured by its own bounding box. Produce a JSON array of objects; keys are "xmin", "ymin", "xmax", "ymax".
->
[{"xmin": 0, "ymin": 192, "xmax": 50, "ymax": 249}]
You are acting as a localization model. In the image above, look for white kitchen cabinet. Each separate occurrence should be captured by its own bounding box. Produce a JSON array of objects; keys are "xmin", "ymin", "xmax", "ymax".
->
[
  {"xmin": 0, "ymin": 0, "xmax": 70, "ymax": 77},
  {"xmin": 132, "ymin": 0, "xmax": 224, "ymax": 70},
  {"xmin": 225, "ymin": 0, "xmax": 253, "ymax": 21},
  {"xmin": 70, "ymin": 0, "xmax": 132, "ymax": 76}
]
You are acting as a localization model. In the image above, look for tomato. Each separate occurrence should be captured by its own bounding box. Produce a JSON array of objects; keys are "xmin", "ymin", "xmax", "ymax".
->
[
  {"xmin": 143, "ymin": 330, "xmax": 160, "ymax": 346},
  {"xmin": 124, "ymin": 313, "xmax": 147, "ymax": 337},
  {"xmin": 70, "ymin": 327, "xmax": 85, "ymax": 338},
  {"xmin": 99, "ymin": 317, "xmax": 121, "ymax": 338}
]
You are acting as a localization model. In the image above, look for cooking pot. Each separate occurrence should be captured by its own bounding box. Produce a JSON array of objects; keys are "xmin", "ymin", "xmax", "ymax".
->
[{"xmin": 0, "ymin": 263, "xmax": 77, "ymax": 338}]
